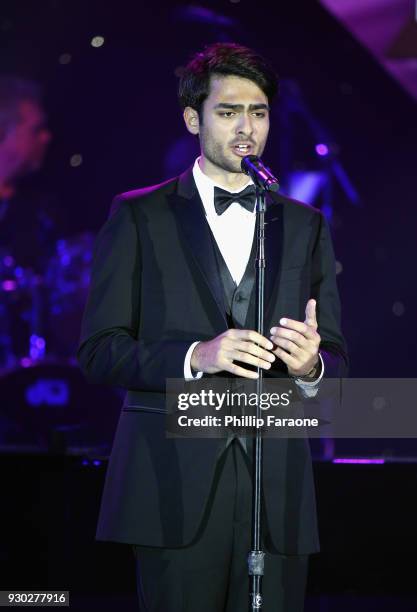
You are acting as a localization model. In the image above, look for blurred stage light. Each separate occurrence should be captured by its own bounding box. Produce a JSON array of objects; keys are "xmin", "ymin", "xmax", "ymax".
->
[
  {"xmin": 333, "ymin": 458, "xmax": 385, "ymax": 464},
  {"xmin": 91, "ymin": 36, "xmax": 105, "ymax": 48},
  {"xmin": 315, "ymin": 143, "xmax": 329, "ymax": 156},
  {"xmin": 30, "ymin": 334, "xmax": 46, "ymax": 360},
  {"xmin": 59, "ymin": 53, "xmax": 72, "ymax": 65},
  {"xmin": 287, "ymin": 170, "xmax": 327, "ymax": 205},
  {"xmin": 70, "ymin": 154, "xmax": 83, "ymax": 167},
  {"xmin": 392, "ymin": 301, "xmax": 405, "ymax": 316},
  {"xmin": 2, "ymin": 280, "xmax": 17, "ymax": 291}
]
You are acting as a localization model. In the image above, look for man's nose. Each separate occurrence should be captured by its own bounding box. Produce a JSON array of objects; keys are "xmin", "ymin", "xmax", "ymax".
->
[{"xmin": 235, "ymin": 113, "xmax": 254, "ymax": 137}]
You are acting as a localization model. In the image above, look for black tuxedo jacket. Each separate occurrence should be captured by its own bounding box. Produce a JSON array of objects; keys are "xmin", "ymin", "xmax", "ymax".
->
[{"xmin": 78, "ymin": 166, "xmax": 347, "ymax": 554}]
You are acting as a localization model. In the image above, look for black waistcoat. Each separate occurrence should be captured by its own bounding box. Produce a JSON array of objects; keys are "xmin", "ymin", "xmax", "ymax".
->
[
  {"xmin": 209, "ymin": 228, "xmax": 258, "ymax": 453},
  {"xmin": 209, "ymin": 228, "xmax": 257, "ymax": 329}
]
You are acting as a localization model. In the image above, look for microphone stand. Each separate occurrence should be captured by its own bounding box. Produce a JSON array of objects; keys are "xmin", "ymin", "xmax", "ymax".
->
[{"xmin": 248, "ymin": 186, "xmax": 267, "ymax": 610}]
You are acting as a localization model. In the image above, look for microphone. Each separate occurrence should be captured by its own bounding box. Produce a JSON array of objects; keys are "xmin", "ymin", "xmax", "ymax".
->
[{"xmin": 241, "ymin": 155, "xmax": 280, "ymax": 192}]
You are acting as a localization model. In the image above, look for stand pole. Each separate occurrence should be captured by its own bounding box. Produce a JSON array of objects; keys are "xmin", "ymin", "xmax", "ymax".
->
[{"xmin": 248, "ymin": 187, "xmax": 267, "ymax": 610}]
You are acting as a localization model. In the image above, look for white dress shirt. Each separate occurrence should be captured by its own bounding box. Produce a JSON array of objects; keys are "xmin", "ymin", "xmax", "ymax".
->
[{"xmin": 183, "ymin": 157, "xmax": 323, "ymax": 395}]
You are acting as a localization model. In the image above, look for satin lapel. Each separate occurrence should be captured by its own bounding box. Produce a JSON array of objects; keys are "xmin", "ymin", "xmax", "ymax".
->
[
  {"xmin": 168, "ymin": 167, "xmax": 228, "ymax": 328},
  {"xmin": 264, "ymin": 192, "xmax": 283, "ymax": 319},
  {"xmin": 244, "ymin": 193, "xmax": 283, "ymax": 332}
]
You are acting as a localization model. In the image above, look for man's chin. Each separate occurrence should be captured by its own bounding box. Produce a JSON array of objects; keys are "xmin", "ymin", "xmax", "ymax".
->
[
  {"xmin": 203, "ymin": 152, "xmax": 247, "ymax": 175},
  {"xmin": 222, "ymin": 156, "xmax": 246, "ymax": 174}
]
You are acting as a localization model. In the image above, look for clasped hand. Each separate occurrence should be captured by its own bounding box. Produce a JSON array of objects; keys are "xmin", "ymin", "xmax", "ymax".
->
[{"xmin": 191, "ymin": 299, "xmax": 320, "ymax": 380}]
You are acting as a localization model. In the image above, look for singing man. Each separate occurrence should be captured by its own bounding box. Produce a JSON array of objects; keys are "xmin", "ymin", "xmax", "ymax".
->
[{"xmin": 78, "ymin": 42, "xmax": 347, "ymax": 611}]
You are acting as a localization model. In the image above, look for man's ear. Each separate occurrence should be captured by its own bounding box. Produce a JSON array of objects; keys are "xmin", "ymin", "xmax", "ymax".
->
[{"xmin": 183, "ymin": 107, "xmax": 200, "ymax": 135}]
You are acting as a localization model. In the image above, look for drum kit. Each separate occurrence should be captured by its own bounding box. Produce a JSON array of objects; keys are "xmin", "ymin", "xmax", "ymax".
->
[{"xmin": 0, "ymin": 233, "xmax": 121, "ymax": 453}]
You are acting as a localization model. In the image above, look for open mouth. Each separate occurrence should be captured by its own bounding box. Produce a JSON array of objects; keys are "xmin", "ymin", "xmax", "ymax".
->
[{"xmin": 232, "ymin": 143, "xmax": 254, "ymax": 156}]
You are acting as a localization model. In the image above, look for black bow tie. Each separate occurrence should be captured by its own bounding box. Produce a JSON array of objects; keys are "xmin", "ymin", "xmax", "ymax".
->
[{"xmin": 213, "ymin": 185, "xmax": 256, "ymax": 216}]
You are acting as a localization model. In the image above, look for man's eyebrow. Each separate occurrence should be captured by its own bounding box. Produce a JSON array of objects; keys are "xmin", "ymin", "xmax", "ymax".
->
[{"xmin": 213, "ymin": 103, "xmax": 270, "ymax": 111}]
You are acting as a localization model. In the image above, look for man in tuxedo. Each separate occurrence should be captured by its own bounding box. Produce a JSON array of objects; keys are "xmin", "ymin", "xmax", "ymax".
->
[{"xmin": 78, "ymin": 43, "xmax": 347, "ymax": 611}]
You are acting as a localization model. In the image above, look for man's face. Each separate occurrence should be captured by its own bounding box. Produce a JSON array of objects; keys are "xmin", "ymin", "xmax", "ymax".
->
[
  {"xmin": 3, "ymin": 100, "xmax": 52, "ymax": 176},
  {"xmin": 197, "ymin": 75, "xmax": 270, "ymax": 175}
]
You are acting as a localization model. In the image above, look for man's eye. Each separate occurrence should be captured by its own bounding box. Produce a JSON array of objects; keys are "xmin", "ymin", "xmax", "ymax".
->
[
  {"xmin": 253, "ymin": 112, "xmax": 266, "ymax": 118},
  {"xmin": 219, "ymin": 112, "xmax": 235, "ymax": 118}
]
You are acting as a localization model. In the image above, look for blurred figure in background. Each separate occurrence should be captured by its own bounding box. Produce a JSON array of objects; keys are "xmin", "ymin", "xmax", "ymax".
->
[
  {"xmin": 0, "ymin": 76, "xmax": 56, "ymax": 367},
  {"xmin": 0, "ymin": 76, "xmax": 53, "ymax": 270},
  {"xmin": 0, "ymin": 77, "xmax": 113, "ymax": 451}
]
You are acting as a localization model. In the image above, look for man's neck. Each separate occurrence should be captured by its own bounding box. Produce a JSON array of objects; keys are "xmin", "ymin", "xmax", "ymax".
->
[{"xmin": 198, "ymin": 157, "xmax": 250, "ymax": 191}]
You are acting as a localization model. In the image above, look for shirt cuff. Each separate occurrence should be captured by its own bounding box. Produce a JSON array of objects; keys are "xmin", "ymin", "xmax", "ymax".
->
[
  {"xmin": 294, "ymin": 353, "xmax": 324, "ymax": 398},
  {"xmin": 184, "ymin": 341, "xmax": 204, "ymax": 381}
]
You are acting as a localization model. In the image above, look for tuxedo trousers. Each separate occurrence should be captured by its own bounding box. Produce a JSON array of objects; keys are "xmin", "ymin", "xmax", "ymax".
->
[{"xmin": 132, "ymin": 438, "xmax": 308, "ymax": 611}]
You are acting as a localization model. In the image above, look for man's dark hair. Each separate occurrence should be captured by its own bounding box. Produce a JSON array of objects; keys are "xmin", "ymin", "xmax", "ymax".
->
[
  {"xmin": 0, "ymin": 76, "xmax": 42, "ymax": 139},
  {"xmin": 178, "ymin": 42, "xmax": 278, "ymax": 118}
]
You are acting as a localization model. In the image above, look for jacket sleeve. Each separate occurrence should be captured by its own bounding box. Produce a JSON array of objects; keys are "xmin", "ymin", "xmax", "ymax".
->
[
  {"xmin": 77, "ymin": 197, "xmax": 192, "ymax": 392},
  {"xmin": 311, "ymin": 211, "xmax": 348, "ymax": 378}
]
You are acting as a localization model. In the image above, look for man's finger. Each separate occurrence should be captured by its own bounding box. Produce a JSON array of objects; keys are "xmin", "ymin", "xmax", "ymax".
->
[
  {"xmin": 224, "ymin": 361, "xmax": 259, "ymax": 379},
  {"xmin": 230, "ymin": 329, "xmax": 274, "ymax": 351},
  {"xmin": 226, "ymin": 349, "xmax": 272, "ymax": 371},
  {"xmin": 271, "ymin": 337, "xmax": 302, "ymax": 357},
  {"xmin": 272, "ymin": 346, "xmax": 298, "ymax": 369},
  {"xmin": 235, "ymin": 340, "xmax": 276, "ymax": 363},
  {"xmin": 304, "ymin": 299, "xmax": 317, "ymax": 328},
  {"xmin": 270, "ymin": 327, "xmax": 312, "ymax": 347},
  {"xmin": 270, "ymin": 319, "xmax": 309, "ymax": 336}
]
